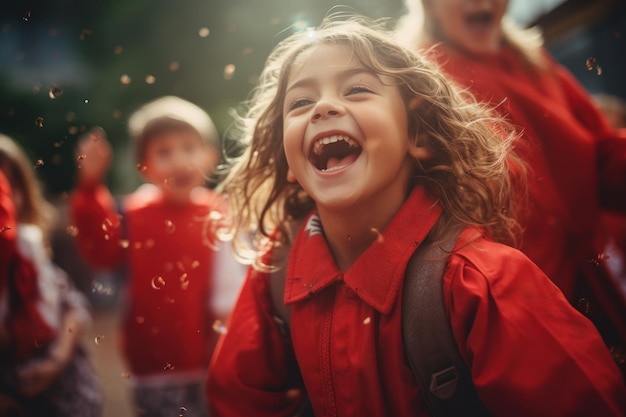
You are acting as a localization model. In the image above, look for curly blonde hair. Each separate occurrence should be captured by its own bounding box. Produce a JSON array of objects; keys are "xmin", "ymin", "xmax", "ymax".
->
[{"xmin": 219, "ymin": 15, "xmax": 525, "ymax": 264}]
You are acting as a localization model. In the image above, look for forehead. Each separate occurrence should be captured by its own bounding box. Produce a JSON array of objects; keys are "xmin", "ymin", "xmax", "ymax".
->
[
  {"xmin": 287, "ymin": 43, "xmax": 365, "ymax": 83},
  {"xmin": 145, "ymin": 128, "xmax": 204, "ymax": 148}
]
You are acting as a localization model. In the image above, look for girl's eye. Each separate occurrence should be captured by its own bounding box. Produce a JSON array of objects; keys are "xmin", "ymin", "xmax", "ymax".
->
[
  {"xmin": 347, "ymin": 85, "xmax": 372, "ymax": 95},
  {"xmin": 288, "ymin": 98, "xmax": 313, "ymax": 111}
]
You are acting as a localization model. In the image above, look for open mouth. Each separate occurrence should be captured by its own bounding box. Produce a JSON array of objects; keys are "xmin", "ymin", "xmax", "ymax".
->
[
  {"xmin": 309, "ymin": 134, "xmax": 362, "ymax": 172},
  {"xmin": 465, "ymin": 12, "xmax": 494, "ymax": 30}
]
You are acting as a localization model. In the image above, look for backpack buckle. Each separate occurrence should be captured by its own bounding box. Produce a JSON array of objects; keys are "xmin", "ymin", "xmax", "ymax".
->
[{"xmin": 430, "ymin": 366, "xmax": 460, "ymax": 399}]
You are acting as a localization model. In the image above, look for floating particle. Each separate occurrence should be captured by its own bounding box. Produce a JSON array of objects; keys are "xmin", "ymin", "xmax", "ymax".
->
[
  {"xmin": 223, "ymin": 64, "xmax": 236, "ymax": 80},
  {"xmin": 120, "ymin": 74, "xmax": 131, "ymax": 85},
  {"xmin": 33, "ymin": 159, "xmax": 44, "ymax": 168},
  {"xmin": 119, "ymin": 239, "xmax": 130, "ymax": 248},
  {"xmin": 363, "ymin": 317, "xmax": 371, "ymax": 325},
  {"xmin": 179, "ymin": 407, "xmax": 188, "ymax": 417},
  {"xmin": 577, "ymin": 297, "xmax": 590, "ymax": 315},
  {"xmin": 163, "ymin": 363, "xmax": 175, "ymax": 371},
  {"xmin": 596, "ymin": 65, "xmax": 602, "ymax": 75},
  {"xmin": 68, "ymin": 126, "xmax": 79, "ymax": 135},
  {"xmin": 49, "ymin": 84, "xmax": 63, "ymax": 99},
  {"xmin": 136, "ymin": 163, "xmax": 147, "ymax": 173},
  {"xmin": 164, "ymin": 220, "xmax": 175, "ymax": 233},
  {"xmin": 151, "ymin": 276, "xmax": 166, "ymax": 289},
  {"xmin": 66, "ymin": 225, "xmax": 78, "ymax": 237},
  {"xmin": 23, "ymin": 11, "xmax": 31, "ymax": 22},
  {"xmin": 135, "ymin": 316, "xmax": 145, "ymax": 324},
  {"xmin": 286, "ymin": 388, "xmax": 301, "ymax": 400},
  {"xmin": 84, "ymin": 99, "xmax": 89, "ymax": 104},
  {"xmin": 169, "ymin": 61, "xmax": 180, "ymax": 72},
  {"xmin": 199, "ymin": 27, "xmax": 210, "ymax": 38},
  {"xmin": 585, "ymin": 57, "xmax": 597, "ymax": 71},
  {"xmin": 35, "ymin": 116, "xmax": 44, "ymax": 127},
  {"xmin": 79, "ymin": 29, "xmax": 92, "ymax": 40},
  {"xmin": 91, "ymin": 280, "xmax": 114, "ymax": 295},
  {"xmin": 191, "ymin": 260, "xmax": 200, "ymax": 269},
  {"xmin": 212, "ymin": 320, "xmax": 227, "ymax": 334},
  {"xmin": 113, "ymin": 45, "xmax": 123, "ymax": 54},
  {"xmin": 145, "ymin": 74, "xmax": 156, "ymax": 84},
  {"xmin": 94, "ymin": 335, "xmax": 105, "ymax": 345},
  {"xmin": 370, "ymin": 227, "xmax": 384, "ymax": 243},
  {"xmin": 76, "ymin": 154, "xmax": 86, "ymax": 162}
]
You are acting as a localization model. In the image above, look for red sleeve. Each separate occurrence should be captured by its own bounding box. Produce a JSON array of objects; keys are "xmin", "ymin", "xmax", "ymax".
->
[
  {"xmin": 553, "ymin": 62, "xmax": 626, "ymax": 212},
  {"xmin": 0, "ymin": 171, "xmax": 17, "ymax": 262},
  {"xmin": 69, "ymin": 183, "xmax": 124, "ymax": 268},
  {"xmin": 445, "ymin": 242, "xmax": 626, "ymax": 417},
  {"xmin": 207, "ymin": 265, "xmax": 306, "ymax": 417}
]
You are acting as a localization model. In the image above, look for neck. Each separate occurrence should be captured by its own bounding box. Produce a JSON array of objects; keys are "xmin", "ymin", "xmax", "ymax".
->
[{"xmin": 318, "ymin": 190, "xmax": 409, "ymax": 272}]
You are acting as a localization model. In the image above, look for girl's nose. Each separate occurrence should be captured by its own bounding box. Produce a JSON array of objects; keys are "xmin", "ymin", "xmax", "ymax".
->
[{"xmin": 311, "ymin": 99, "xmax": 344, "ymax": 122}]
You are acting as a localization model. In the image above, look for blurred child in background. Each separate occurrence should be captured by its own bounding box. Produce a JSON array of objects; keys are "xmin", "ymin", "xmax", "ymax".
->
[
  {"xmin": 0, "ymin": 133, "xmax": 102, "ymax": 417},
  {"xmin": 70, "ymin": 96, "xmax": 244, "ymax": 417}
]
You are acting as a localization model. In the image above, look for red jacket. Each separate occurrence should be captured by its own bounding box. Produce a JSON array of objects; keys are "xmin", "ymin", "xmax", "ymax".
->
[
  {"xmin": 207, "ymin": 187, "xmax": 626, "ymax": 417},
  {"xmin": 426, "ymin": 44, "xmax": 626, "ymax": 300},
  {"xmin": 71, "ymin": 184, "xmax": 223, "ymax": 377}
]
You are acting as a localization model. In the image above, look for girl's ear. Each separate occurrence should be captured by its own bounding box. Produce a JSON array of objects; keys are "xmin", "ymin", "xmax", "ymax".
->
[
  {"xmin": 287, "ymin": 167, "xmax": 297, "ymax": 183},
  {"xmin": 409, "ymin": 134, "xmax": 433, "ymax": 161}
]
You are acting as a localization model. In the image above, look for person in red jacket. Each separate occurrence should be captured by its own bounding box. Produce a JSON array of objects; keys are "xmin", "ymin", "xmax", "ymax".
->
[
  {"xmin": 0, "ymin": 135, "xmax": 102, "ymax": 417},
  {"xmin": 70, "ymin": 97, "xmax": 245, "ymax": 417},
  {"xmin": 206, "ymin": 17, "xmax": 626, "ymax": 417},
  {"xmin": 395, "ymin": 0, "xmax": 626, "ymax": 348}
]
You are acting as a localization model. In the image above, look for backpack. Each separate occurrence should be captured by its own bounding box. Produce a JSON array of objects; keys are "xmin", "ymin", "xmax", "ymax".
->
[{"xmin": 269, "ymin": 225, "xmax": 490, "ymax": 417}]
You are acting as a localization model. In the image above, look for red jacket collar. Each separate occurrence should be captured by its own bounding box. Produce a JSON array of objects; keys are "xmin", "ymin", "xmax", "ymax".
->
[{"xmin": 284, "ymin": 186, "xmax": 442, "ymax": 314}]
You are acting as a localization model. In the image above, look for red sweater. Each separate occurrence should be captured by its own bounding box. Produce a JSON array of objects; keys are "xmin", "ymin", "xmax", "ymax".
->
[
  {"xmin": 207, "ymin": 187, "xmax": 626, "ymax": 417},
  {"xmin": 71, "ymin": 184, "xmax": 223, "ymax": 377},
  {"xmin": 425, "ymin": 44, "xmax": 626, "ymax": 300}
]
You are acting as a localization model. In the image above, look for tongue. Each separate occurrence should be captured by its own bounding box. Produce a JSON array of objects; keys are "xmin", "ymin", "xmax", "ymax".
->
[{"xmin": 326, "ymin": 154, "xmax": 357, "ymax": 171}]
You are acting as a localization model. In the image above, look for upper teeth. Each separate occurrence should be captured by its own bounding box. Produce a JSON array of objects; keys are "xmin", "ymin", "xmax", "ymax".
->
[{"xmin": 313, "ymin": 135, "xmax": 358, "ymax": 155}]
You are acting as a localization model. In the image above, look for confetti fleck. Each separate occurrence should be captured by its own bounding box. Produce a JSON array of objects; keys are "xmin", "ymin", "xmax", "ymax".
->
[
  {"xmin": 66, "ymin": 225, "xmax": 78, "ymax": 236},
  {"xmin": 23, "ymin": 11, "xmax": 31, "ymax": 22},
  {"xmin": 119, "ymin": 239, "xmax": 130, "ymax": 248},
  {"xmin": 120, "ymin": 74, "xmax": 131, "ymax": 85},
  {"xmin": 94, "ymin": 335, "xmax": 105, "ymax": 345},
  {"xmin": 163, "ymin": 363, "xmax": 175, "ymax": 371},
  {"xmin": 165, "ymin": 220, "xmax": 175, "ymax": 233},
  {"xmin": 34, "ymin": 159, "xmax": 44, "ymax": 168},
  {"xmin": 48, "ymin": 84, "xmax": 63, "ymax": 99},
  {"xmin": 35, "ymin": 116, "xmax": 44, "ymax": 127},
  {"xmin": 363, "ymin": 317, "xmax": 371, "ymax": 325},
  {"xmin": 370, "ymin": 227, "xmax": 384, "ymax": 243},
  {"xmin": 169, "ymin": 61, "xmax": 180, "ymax": 72},
  {"xmin": 145, "ymin": 74, "xmax": 156, "ymax": 84},
  {"xmin": 198, "ymin": 27, "xmax": 210, "ymax": 38},
  {"xmin": 223, "ymin": 64, "xmax": 236, "ymax": 80},
  {"xmin": 151, "ymin": 276, "xmax": 166, "ymax": 289},
  {"xmin": 212, "ymin": 320, "xmax": 227, "ymax": 334}
]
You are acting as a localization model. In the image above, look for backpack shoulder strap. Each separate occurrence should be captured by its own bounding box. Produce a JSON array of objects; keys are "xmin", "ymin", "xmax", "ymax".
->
[{"xmin": 402, "ymin": 227, "xmax": 490, "ymax": 417}]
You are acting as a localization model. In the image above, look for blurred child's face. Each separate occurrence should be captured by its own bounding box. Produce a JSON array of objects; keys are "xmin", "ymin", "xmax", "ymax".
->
[
  {"xmin": 141, "ymin": 129, "xmax": 216, "ymax": 204},
  {"xmin": 282, "ymin": 43, "xmax": 414, "ymax": 212},
  {"xmin": 426, "ymin": 0, "xmax": 507, "ymax": 54}
]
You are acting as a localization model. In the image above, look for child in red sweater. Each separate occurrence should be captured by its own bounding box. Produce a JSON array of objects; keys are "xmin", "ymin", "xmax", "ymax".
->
[
  {"xmin": 395, "ymin": 0, "xmax": 626, "ymax": 348},
  {"xmin": 71, "ymin": 96, "xmax": 244, "ymax": 417},
  {"xmin": 206, "ymin": 17, "xmax": 626, "ymax": 417}
]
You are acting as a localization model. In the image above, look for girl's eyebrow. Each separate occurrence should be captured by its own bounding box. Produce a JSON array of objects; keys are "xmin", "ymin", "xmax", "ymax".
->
[{"xmin": 285, "ymin": 67, "xmax": 376, "ymax": 94}]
